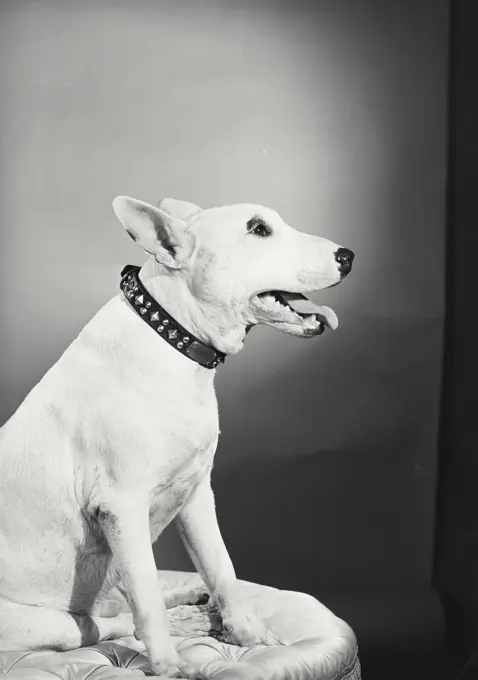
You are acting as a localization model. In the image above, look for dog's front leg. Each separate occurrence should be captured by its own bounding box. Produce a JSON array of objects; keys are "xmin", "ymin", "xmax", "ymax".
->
[
  {"xmin": 98, "ymin": 497, "xmax": 205, "ymax": 679},
  {"xmin": 176, "ymin": 476, "xmax": 279, "ymax": 647}
]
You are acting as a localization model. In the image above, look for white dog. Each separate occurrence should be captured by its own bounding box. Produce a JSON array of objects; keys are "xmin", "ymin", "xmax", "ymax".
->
[{"xmin": 0, "ymin": 196, "xmax": 354, "ymax": 679}]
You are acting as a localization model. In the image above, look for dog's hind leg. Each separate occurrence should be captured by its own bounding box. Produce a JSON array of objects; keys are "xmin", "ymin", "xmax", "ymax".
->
[
  {"xmin": 159, "ymin": 581, "xmax": 211, "ymax": 610},
  {"xmin": 105, "ymin": 581, "xmax": 211, "ymax": 612},
  {"xmin": 0, "ymin": 599, "xmax": 134, "ymax": 652},
  {"xmin": 101, "ymin": 586, "xmax": 222, "ymax": 637}
]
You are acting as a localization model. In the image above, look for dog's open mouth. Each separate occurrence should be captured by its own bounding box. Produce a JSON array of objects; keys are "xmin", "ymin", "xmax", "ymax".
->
[{"xmin": 252, "ymin": 291, "xmax": 338, "ymax": 337}]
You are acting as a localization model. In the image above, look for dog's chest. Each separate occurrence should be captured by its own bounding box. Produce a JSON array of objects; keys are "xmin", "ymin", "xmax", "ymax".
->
[
  {"xmin": 147, "ymin": 433, "xmax": 217, "ymax": 541},
  {"xmin": 134, "ymin": 385, "xmax": 219, "ymax": 540}
]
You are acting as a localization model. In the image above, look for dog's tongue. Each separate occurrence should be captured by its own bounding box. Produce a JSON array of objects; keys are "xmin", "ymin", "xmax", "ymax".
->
[{"xmin": 276, "ymin": 292, "xmax": 339, "ymax": 330}]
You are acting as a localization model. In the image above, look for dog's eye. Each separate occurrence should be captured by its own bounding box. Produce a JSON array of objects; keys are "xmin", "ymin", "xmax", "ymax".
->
[
  {"xmin": 252, "ymin": 224, "xmax": 271, "ymax": 237},
  {"xmin": 247, "ymin": 217, "xmax": 272, "ymax": 238}
]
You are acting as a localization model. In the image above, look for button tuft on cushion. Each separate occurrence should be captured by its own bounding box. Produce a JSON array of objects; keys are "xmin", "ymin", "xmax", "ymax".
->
[{"xmin": 0, "ymin": 572, "xmax": 361, "ymax": 680}]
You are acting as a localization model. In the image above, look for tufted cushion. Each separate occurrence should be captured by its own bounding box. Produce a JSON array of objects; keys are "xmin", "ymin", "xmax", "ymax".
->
[{"xmin": 0, "ymin": 571, "xmax": 361, "ymax": 680}]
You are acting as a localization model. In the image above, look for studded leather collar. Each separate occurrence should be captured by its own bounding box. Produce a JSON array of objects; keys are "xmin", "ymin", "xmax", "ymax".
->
[{"xmin": 120, "ymin": 265, "xmax": 226, "ymax": 369}]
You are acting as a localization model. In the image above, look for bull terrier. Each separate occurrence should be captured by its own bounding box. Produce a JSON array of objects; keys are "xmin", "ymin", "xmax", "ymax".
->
[{"xmin": 0, "ymin": 196, "xmax": 354, "ymax": 678}]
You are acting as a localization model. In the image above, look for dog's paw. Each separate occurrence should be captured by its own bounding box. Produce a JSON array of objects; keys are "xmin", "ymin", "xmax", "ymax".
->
[
  {"xmin": 220, "ymin": 613, "xmax": 281, "ymax": 647},
  {"xmin": 150, "ymin": 657, "xmax": 206, "ymax": 679},
  {"xmin": 206, "ymin": 596, "xmax": 218, "ymax": 612},
  {"xmin": 164, "ymin": 584, "xmax": 210, "ymax": 609}
]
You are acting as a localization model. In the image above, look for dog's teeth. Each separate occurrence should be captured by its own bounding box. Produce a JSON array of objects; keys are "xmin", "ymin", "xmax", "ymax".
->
[
  {"xmin": 168, "ymin": 329, "xmax": 178, "ymax": 340},
  {"xmin": 150, "ymin": 312, "xmax": 160, "ymax": 322},
  {"xmin": 134, "ymin": 295, "xmax": 144, "ymax": 305}
]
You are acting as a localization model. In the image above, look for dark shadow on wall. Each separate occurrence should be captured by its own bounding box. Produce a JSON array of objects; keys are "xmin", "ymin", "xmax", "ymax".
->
[
  {"xmin": 214, "ymin": 450, "xmax": 423, "ymax": 590},
  {"xmin": 433, "ymin": 1, "xmax": 478, "ymax": 679}
]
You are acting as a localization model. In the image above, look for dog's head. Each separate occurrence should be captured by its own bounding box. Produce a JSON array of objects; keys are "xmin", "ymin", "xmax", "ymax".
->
[{"xmin": 113, "ymin": 196, "xmax": 354, "ymax": 350}]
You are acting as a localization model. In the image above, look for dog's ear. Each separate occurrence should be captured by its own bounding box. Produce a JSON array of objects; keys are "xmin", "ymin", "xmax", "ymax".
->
[
  {"xmin": 112, "ymin": 196, "xmax": 195, "ymax": 269},
  {"xmin": 158, "ymin": 198, "xmax": 202, "ymax": 221}
]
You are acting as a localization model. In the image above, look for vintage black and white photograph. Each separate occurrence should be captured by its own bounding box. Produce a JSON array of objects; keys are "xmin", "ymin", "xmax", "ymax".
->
[{"xmin": 0, "ymin": 1, "xmax": 475, "ymax": 679}]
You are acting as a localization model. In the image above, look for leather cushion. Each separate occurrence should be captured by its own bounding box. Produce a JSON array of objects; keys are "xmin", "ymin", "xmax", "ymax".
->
[{"xmin": 0, "ymin": 571, "xmax": 361, "ymax": 680}]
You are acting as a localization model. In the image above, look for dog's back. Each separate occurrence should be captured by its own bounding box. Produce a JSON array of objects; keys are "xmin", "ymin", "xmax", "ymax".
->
[{"xmin": 0, "ymin": 300, "xmax": 117, "ymax": 610}]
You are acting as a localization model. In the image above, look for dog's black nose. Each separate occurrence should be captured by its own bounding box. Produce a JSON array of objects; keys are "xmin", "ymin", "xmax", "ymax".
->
[{"xmin": 335, "ymin": 247, "xmax": 354, "ymax": 276}]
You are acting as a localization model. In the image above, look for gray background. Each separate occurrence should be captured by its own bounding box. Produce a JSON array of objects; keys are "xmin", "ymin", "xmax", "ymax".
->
[{"xmin": 0, "ymin": 0, "xmax": 448, "ymax": 594}]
